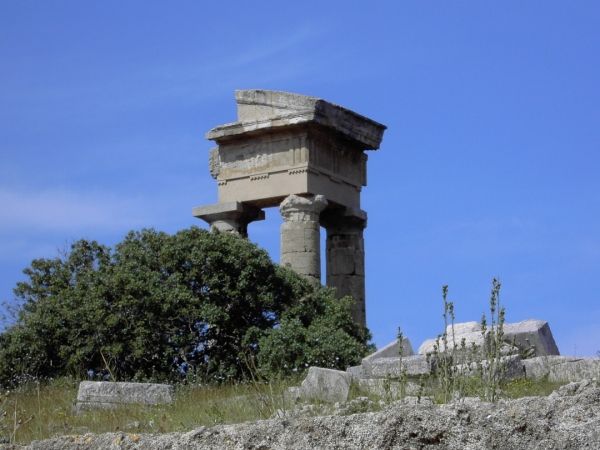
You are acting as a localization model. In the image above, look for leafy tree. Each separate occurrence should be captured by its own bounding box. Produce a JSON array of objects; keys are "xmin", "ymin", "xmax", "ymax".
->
[{"xmin": 0, "ymin": 227, "xmax": 371, "ymax": 386}]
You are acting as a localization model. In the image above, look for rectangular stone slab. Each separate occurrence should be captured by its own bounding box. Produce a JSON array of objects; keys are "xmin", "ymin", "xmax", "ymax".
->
[
  {"xmin": 357, "ymin": 379, "xmax": 421, "ymax": 398},
  {"xmin": 192, "ymin": 201, "xmax": 265, "ymax": 222},
  {"xmin": 362, "ymin": 355, "xmax": 431, "ymax": 378},
  {"xmin": 523, "ymin": 356, "xmax": 600, "ymax": 382},
  {"xmin": 418, "ymin": 319, "xmax": 560, "ymax": 357},
  {"xmin": 76, "ymin": 381, "xmax": 174, "ymax": 412},
  {"xmin": 503, "ymin": 320, "xmax": 560, "ymax": 356},
  {"xmin": 299, "ymin": 367, "xmax": 352, "ymax": 403},
  {"xmin": 209, "ymin": 89, "xmax": 387, "ymax": 150}
]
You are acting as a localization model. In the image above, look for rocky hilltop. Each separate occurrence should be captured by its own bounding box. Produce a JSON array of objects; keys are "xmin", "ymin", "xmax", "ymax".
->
[{"xmin": 4, "ymin": 379, "xmax": 599, "ymax": 450}]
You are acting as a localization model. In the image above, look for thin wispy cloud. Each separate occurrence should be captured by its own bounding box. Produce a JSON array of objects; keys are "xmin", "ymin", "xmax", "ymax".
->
[
  {"xmin": 0, "ymin": 239, "xmax": 63, "ymax": 263},
  {"xmin": 0, "ymin": 187, "xmax": 151, "ymax": 232},
  {"xmin": 0, "ymin": 24, "xmax": 326, "ymax": 114},
  {"xmin": 213, "ymin": 25, "xmax": 321, "ymax": 70},
  {"xmin": 139, "ymin": 25, "xmax": 326, "ymax": 104}
]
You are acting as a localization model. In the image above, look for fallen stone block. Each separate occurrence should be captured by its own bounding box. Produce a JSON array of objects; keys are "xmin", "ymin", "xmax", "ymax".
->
[
  {"xmin": 418, "ymin": 319, "xmax": 560, "ymax": 358},
  {"xmin": 346, "ymin": 365, "xmax": 365, "ymax": 380},
  {"xmin": 362, "ymin": 355, "xmax": 431, "ymax": 379},
  {"xmin": 357, "ymin": 379, "xmax": 421, "ymax": 398},
  {"xmin": 503, "ymin": 320, "xmax": 559, "ymax": 356},
  {"xmin": 449, "ymin": 321, "xmax": 481, "ymax": 334},
  {"xmin": 299, "ymin": 367, "xmax": 352, "ymax": 403},
  {"xmin": 75, "ymin": 381, "xmax": 174, "ymax": 413},
  {"xmin": 523, "ymin": 356, "xmax": 600, "ymax": 382},
  {"xmin": 418, "ymin": 328, "xmax": 484, "ymax": 356},
  {"xmin": 450, "ymin": 354, "xmax": 525, "ymax": 381},
  {"xmin": 496, "ymin": 354, "xmax": 525, "ymax": 380},
  {"xmin": 362, "ymin": 337, "xmax": 414, "ymax": 363}
]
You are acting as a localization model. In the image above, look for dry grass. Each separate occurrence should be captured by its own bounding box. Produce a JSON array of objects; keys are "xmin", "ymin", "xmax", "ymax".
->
[
  {"xmin": 0, "ymin": 377, "xmax": 300, "ymax": 445},
  {"xmin": 0, "ymin": 374, "xmax": 568, "ymax": 445},
  {"xmin": 350, "ymin": 374, "xmax": 567, "ymax": 406},
  {"xmin": 501, "ymin": 377, "xmax": 564, "ymax": 399}
]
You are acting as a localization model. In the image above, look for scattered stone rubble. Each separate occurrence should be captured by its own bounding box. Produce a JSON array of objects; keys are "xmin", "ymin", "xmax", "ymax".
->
[
  {"xmin": 4, "ymin": 319, "xmax": 600, "ymax": 449},
  {"xmin": 293, "ymin": 319, "xmax": 598, "ymax": 404},
  {"xmin": 9, "ymin": 379, "xmax": 600, "ymax": 449}
]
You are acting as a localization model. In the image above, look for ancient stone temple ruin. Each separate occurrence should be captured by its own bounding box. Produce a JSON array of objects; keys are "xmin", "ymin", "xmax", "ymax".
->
[{"xmin": 193, "ymin": 90, "xmax": 386, "ymax": 327}]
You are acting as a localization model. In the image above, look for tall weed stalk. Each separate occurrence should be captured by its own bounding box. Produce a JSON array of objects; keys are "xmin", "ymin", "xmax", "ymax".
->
[
  {"xmin": 431, "ymin": 279, "xmax": 508, "ymax": 403},
  {"xmin": 432, "ymin": 285, "xmax": 466, "ymax": 403},
  {"xmin": 396, "ymin": 327, "xmax": 408, "ymax": 398},
  {"xmin": 480, "ymin": 278, "xmax": 506, "ymax": 402}
]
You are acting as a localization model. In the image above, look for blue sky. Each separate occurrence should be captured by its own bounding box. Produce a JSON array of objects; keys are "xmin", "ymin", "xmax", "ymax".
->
[{"xmin": 1, "ymin": 1, "xmax": 599, "ymax": 355}]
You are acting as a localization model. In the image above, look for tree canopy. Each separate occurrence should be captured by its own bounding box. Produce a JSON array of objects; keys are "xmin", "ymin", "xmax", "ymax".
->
[{"xmin": 0, "ymin": 227, "xmax": 371, "ymax": 386}]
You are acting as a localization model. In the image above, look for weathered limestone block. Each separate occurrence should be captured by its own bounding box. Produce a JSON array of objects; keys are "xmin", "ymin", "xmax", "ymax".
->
[
  {"xmin": 280, "ymin": 194, "xmax": 327, "ymax": 282},
  {"xmin": 449, "ymin": 321, "xmax": 481, "ymax": 334},
  {"xmin": 503, "ymin": 320, "xmax": 560, "ymax": 356},
  {"xmin": 235, "ymin": 90, "xmax": 319, "ymax": 123},
  {"xmin": 357, "ymin": 379, "xmax": 421, "ymax": 398},
  {"xmin": 418, "ymin": 323, "xmax": 484, "ymax": 356},
  {"xmin": 362, "ymin": 338, "xmax": 414, "ymax": 363},
  {"xmin": 419, "ymin": 334, "xmax": 491, "ymax": 357},
  {"xmin": 418, "ymin": 319, "xmax": 560, "ymax": 357},
  {"xmin": 523, "ymin": 356, "xmax": 600, "ymax": 382},
  {"xmin": 212, "ymin": 89, "xmax": 386, "ymax": 152},
  {"xmin": 75, "ymin": 381, "xmax": 174, "ymax": 413},
  {"xmin": 499, "ymin": 354, "xmax": 526, "ymax": 380},
  {"xmin": 299, "ymin": 367, "xmax": 352, "ymax": 403},
  {"xmin": 346, "ymin": 365, "xmax": 365, "ymax": 380},
  {"xmin": 359, "ymin": 354, "xmax": 523, "ymax": 382},
  {"xmin": 451, "ymin": 354, "xmax": 525, "ymax": 381},
  {"xmin": 362, "ymin": 355, "xmax": 431, "ymax": 379}
]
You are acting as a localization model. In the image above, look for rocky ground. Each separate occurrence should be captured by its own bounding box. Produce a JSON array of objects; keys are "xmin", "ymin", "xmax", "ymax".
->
[{"xmin": 2, "ymin": 380, "xmax": 599, "ymax": 450}]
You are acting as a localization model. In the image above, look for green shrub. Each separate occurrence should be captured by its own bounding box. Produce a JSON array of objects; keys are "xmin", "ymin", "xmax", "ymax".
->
[
  {"xmin": 256, "ymin": 292, "xmax": 372, "ymax": 377},
  {"xmin": 0, "ymin": 227, "xmax": 370, "ymax": 386}
]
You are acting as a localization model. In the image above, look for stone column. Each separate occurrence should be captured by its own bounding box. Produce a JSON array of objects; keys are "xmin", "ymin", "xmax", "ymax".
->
[
  {"xmin": 209, "ymin": 218, "xmax": 250, "ymax": 236},
  {"xmin": 322, "ymin": 210, "xmax": 367, "ymax": 328},
  {"xmin": 192, "ymin": 201, "xmax": 265, "ymax": 238},
  {"xmin": 279, "ymin": 194, "xmax": 328, "ymax": 282}
]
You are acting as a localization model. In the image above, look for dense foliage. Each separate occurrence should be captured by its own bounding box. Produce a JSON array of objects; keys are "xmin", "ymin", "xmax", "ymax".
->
[{"xmin": 0, "ymin": 227, "xmax": 371, "ymax": 386}]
